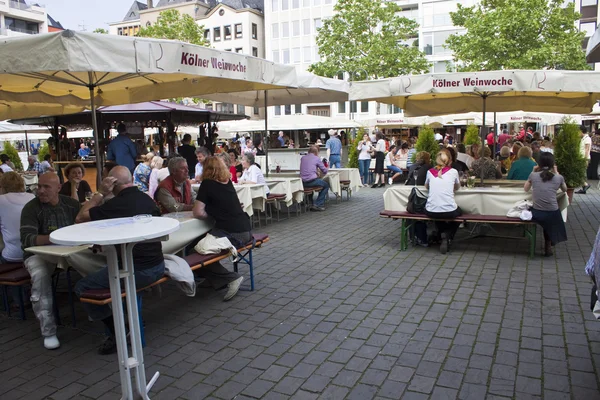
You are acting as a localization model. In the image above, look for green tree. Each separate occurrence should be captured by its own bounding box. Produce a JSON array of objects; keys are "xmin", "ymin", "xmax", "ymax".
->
[
  {"xmin": 309, "ymin": 0, "xmax": 430, "ymax": 79},
  {"xmin": 463, "ymin": 124, "xmax": 481, "ymax": 146},
  {"xmin": 37, "ymin": 143, "xmax": 50, "ymax": 163},
  {"xmin": 415, "ymin": 125, "xmax": 439, "ymax": 162},
  {"xmin": 446, "ymin": 0, "xmax": 589, "ymax": 71},
  {"xmin": 93, "ymin": 28, "xmax": 108, "ymax": 34},
  {"xmin": 2, "ymin": 142, "xmax": 23, "ymax": 171},
  {"xmin": 554, "ymin": 119, "xmax": 587, "ymax": 188},
  {"xmin": 137, "ymin": 9, "xmax": 209, "ymax": 46},
  {"xmin": 347, "ymin": 128, "xmax": 365, "ymax": 169}
]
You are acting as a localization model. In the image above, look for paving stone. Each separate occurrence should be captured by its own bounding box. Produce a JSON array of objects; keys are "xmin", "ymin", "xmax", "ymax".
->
[
  {"xmin": 408, "ymin": 375, "xmax": 436, "ymax": 394},
  {"xmin": 242, "ymin": 379, "xmax": 275, "ymax": 398}
]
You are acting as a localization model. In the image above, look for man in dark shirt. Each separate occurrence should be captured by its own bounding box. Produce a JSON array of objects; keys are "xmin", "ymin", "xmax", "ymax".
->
[
  {"xmin": 21, "ymin": 173, "xmax": 105, "ymax": 350},
  {"xmin": 177, "ymin": 133, "xmax": 198, "ymax": 179},
  {"xmin": 74, "ymin": 166, "xmax": 165, "ymax": 354}
]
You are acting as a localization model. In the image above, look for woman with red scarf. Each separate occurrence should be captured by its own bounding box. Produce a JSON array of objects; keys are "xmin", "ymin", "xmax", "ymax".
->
[{"xmin": 424, "ymin": 150, "xmax": 462, "ymax": 254}]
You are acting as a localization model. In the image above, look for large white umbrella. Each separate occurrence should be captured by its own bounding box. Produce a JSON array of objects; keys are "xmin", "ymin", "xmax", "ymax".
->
[
  {"xmin": 359, "ymin": 114, "xmax": 445, "ymax": 128},
  {"xmin": 494, "ymin": 111, "xmax": 582, "ymax": 126},
  {"xmin": 218, "ymin": 114, "xmax": 361, "ymax": 133},
  {"xmin": 0, "ymin": 30, "xmax": 297, "ymax": 180}
]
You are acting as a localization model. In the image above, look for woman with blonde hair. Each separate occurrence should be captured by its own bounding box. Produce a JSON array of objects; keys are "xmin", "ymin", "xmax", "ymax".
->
[
  {"xmin": 0, "ymin": 172, "xmax": 35, "ymax": 263},
  {"xmin": 133, "ymin": 152, "xmax": 154, "ymax": 193},
  {"xmin": 59, "ymin": 162, "xmax": 92, "ymax": 203},
  {"xmin": 147, "ymin": 155, "xmax": 164, "ymax": 198},
  {"xmin": 424, "ymin": 151, "xmax": 461, "ymax": 254}
]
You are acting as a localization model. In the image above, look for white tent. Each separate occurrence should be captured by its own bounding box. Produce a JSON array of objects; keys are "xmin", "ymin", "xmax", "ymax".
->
[
  {"xmin": 0, "ymin": 121, "xmax": 49, "ymax": 135},
  {"xmin": 359, "ymin": 114, "xmax": 444, "ymax": 128},
  {"xmin": 217, "ymin": 114, "xmax": 362, "ymax": 134},
  {"xmin": 493, "ymin": 111, "xmax": 582, "ymax": 125}
]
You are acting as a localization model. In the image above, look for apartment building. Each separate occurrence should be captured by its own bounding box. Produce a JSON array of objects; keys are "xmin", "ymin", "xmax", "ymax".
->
[
  {"xmin": 0, "ymin": 0, "xmax": 47, "ymax": 38},
  {"xmin": 110, "ymin": 0, "xmax": 265, "ymax": 118},
  {"xmin": 573, "ymin": 0, "xmax": 600, "ymax": 69}
]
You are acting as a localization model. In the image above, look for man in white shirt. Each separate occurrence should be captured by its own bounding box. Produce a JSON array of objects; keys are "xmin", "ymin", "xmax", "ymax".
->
[{"xmin": 577, "ymin": 125, "xmax": 592, "ymax": 194}]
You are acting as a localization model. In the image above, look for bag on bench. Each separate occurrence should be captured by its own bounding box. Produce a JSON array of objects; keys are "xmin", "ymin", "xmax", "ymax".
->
[{"xmin": 407, "ymin": 187, "xmax": 427, "ymax": 214}]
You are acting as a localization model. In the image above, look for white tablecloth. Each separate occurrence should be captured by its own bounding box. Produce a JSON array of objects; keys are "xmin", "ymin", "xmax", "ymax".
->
[
  {"xmin": 161, "ymin": 211, "xmax": 214, "ymax": 254},
  {"xmin": 191, "ymin": 183, "xmax": 267, "ymax": 216},
  {"xmin": 383, "ymin": 186, "xmax": 569, "ymax": 220},
  {"xmin": 266, "ymin": 177, "xmax": 304, "ymax": 206},
  {"xmin": 332, "ymin": 168, "xmax": 362, "ymax": 193},
  {"xmin": 266, "ymin": 172, "xmax": 341, "ymax": 197}
]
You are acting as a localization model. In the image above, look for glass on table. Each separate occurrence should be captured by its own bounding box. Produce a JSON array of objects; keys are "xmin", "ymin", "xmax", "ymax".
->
[
  {"xmin": 173, "ymin": 203, "xmax": 181, "ymax": 218},
  {"xmin": 85, "ymin": 191, "xmax": 93, "ymax": 201}
]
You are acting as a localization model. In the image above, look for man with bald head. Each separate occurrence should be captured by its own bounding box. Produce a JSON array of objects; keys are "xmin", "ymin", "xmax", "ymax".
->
[
  {"xmin": 299, "ymin": 145, "xmax": 329, "ymax": 211},
  {"xmin": 75, "ymin": 166, "xmax": 165, "ymax": 354},
  {"xmin": 21, "ymin": 173, "xmax": 104, "ymax": 350}
]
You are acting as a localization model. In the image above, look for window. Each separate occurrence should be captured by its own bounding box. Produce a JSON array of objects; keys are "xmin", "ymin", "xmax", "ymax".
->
[
  {"xmin": 224, "ymin": 48, "xmax": 232, "ymax": 51},
  {"xmin": 325, "ymin": 0, "xmax": 332, "ymax": 4},
  {"xmin": 292, "ymin": 20, "xmax": 300, "ymax": 36},
  {"xmin": 282, "ymin": 49, "xmax": 290, "ymax": 64},
  {"xmin": 224, "ymin": 25, "xmax": 232, "ymax": 40},
  {"xmin": 295, "ymin": 104, "xmax": 302, "ymax": 113},
  {"xmin": 252, "ymin": 23, "xmax": 258, "ymax": 40},
  {"xmin": 302, "ymin": 19, "xmax": 310, "ymax": 35},
  {"xmin": 118, "ymin": 27, "xmax": 123, "ymax": 35},
  {"xmin": 314, "ymin": 48, "xmax": 321, "ymax": 62},
  {"xmin": 314, "ymin": 18, "xmax": 322, "ymax": 30},
  {"xmin": 314, "ymin": 0, "xmax": 321, "ymax": 5},
  {"xmin": 303, "ymin": 0, "xmax": 310, "ymax": 5},
  {"xmin": 581, "ymin": 21, "xmax": 596, "ymax": 37},
  {"xmin": 252, "ymin": 47, "xmax": 258, "ymax": 57},
  {"xmin": 272, "ymin": 50, "xmax": 280, "ymax": 62},
  {"xmin": 338, "ymin": 102, "xmax": 346, "ymax": 113},
  {"xmin": 204, "ymin": 29, "xmax": 210, "ymax": 41},
  {"xmin": 293, "ymin": 0, "xmax": 300, "ymax": 8},
  {"xmin": 582, "ymin": 0, "xmax": 597, "ymax": 6},
  {"xmin": 422, "ymin": 32, "xmax": 432, "ymax": 55},
  {"xmin": 5, "ymin": 17, "xmax": 39, "ymax": 34},
  {"xmin": 350, "ymin": 101, "xmax": 357, "ymax": 113},
  {"xmin": 394, "ymin": 105, "xmax": 402, "ymax": 114},
  {"xmin": 237, "ymin": 104, "xmax": 245, "ymax": 114},
  {"xmin": 282, "ymin": 0, "xmax": 289, "ymax": 10},
  {"xmin": 214, "ymin": 27, "xmax": 221, "ymax": 41},
  {"xmin": 253, "ymin": 107, "xmax": 259, "ymax": 115},
  {"xmin": 361, "ymin": 101, "xmax": 369, "ymax": 113},
  {"xmin": 284, "ymin": 105, "xmax": 292, "ymax": 115},
  {"xmin": 282, "ymin": 22, "xmax": 290, "ymax": 37},
  {"xmin": 303, "ymin": 46, "xmax": 311, "ymax": 62},
  {"xmin": 292, "ymin": 47, "xmax": 301, "ymax": 63},
  {"xmin": 274, "ymin": 105, "xmax": 282, "ymax": 115},
  {"xmin": 272, "ymin": 23, "xmax": 279, "ymax": 38},
  {"xmin": 271, "ymin": 0, "xmax": 278, "ymax": 11},
  {"xmin": 235, "ymin": 47, "xmax": 243, "ymax": 53},
  {"xmin": 216, "ymin": 103, "xmax": 234, "ymax": 113},
  {"xmin": 235, "ymin": 23, "xmax": 243, "ymax": 38}
]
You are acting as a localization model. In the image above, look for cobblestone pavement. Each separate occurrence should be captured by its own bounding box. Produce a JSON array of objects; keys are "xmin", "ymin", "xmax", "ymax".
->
[{"xmin": 2, "ymin": 184, "xmax": 600, "ymax": 399}]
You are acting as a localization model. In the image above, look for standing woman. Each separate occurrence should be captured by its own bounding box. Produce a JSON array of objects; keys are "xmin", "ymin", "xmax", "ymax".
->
[
  {"xmin": 371, "ymin": 132, "xmax": 387, "ymax": 188},
  {"xmin": 424, "ymin": 151, "xmax": 461, "ymax": 254},
  {"xmin": 524, "ymin": 152, "xmax": 567, "ymax": 257},
  {"xmin": 59, "ymin": 163, "xmax": 92, "ymax": 203},
  {"xmin": 357, "ymin": 133, "xmax": 373, "ymax": 187},
  {"xmin": 133, "ymin": 152, "xmax": 154, "ymax": 193}
]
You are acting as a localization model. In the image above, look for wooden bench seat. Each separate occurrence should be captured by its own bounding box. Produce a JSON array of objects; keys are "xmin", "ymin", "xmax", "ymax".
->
[
  {"xmin": 0, "ymin": 264, "xmax": 31, "ymax": 320},
  {"xmin": 380, "ymin": 210, "xmax": 537, "ymax": 257}
]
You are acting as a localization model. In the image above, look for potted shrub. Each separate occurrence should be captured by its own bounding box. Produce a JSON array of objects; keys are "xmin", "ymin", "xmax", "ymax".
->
[
  {"xmin": 554, "ymin": 119, "xmax": 587, "ymax": 203},
  {"xmin": 463, "ymin": 123, "xmax": 481, "ymax": 146},
  {"xmin": 347, "ymin": 127, "xmax": 364, "ymax": 169},
  {"xmin": 414, "ymin": 124, "xmax": 439, "ymax": 162}
]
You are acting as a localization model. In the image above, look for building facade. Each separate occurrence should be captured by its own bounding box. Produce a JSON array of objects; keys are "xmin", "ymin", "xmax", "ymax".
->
[{"xmin": 0, "ymin": 0, "xmax": 47, "ymax": 38}]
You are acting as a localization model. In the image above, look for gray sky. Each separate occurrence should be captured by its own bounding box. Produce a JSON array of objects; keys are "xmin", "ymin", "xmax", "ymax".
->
[{"xmin": 42, "ymin": 0, "xmax": 134, "ymax": 31}]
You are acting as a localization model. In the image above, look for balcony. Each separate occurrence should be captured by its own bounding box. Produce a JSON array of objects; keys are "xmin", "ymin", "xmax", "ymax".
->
[{"xmin": 7, "ymin": 0, "xmax": 44, "ymax": 16}]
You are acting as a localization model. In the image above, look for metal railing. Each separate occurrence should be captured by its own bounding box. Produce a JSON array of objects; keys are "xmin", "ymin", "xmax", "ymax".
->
[{"xmin": 8, "ymin": 0, "xmax": 44, "ymax": 14}]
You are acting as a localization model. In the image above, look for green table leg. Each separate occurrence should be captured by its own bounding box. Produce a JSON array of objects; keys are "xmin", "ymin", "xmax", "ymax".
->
[
  {"xmin": 400, "ymin": 219, "xmax": 407, "ymax": 251},
  {"xmin": 524, "ymin": 224, "xmax": 536, "ymax": 258}
]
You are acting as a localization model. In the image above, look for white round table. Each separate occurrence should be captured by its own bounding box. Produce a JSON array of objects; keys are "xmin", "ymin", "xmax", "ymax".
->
[{"xmin": 50, "ymin": 217, "xmax": 180, "ymax": 400}]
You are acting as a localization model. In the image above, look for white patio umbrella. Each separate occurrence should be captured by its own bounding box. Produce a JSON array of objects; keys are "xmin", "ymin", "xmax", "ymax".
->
[
  {"xmin": 494, "ymin": 111, "xmax": 582, "ymax": 126},
  {"xmin": 359, "ymin": 114, "xmax": 445, "ymax": 128},
  {"xmin": 0, "ymin": 30, "xmax": 297, "ymax": 181},
  {"xmin": 218, "ymin": 114, "xmax": 362, "ymax": 133}
]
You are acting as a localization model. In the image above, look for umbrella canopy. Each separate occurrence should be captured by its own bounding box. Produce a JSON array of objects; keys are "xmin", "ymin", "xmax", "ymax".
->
[
  {"xmin": 494, "ymin": 111, "xmax": 582, "ymax": 126},
  {"xmin": 349, "ymin": 70, "xmax": 600, "ymax": 116},
  {"xmin": 217, "ymin": 114, "xmax": 362, "ymax": 133},
  {"xmin": 359, "ymin": 114, "xmax": 445, "ymax": 128},
  {"xmin": 587, "ymin": 26, "xmax": 600, "ymax": 63},
  {"xmin": 0, "ymin": 121, "xmax": 49, "ymax": 134},
  {"xmin": 202, "ymin": 72, "xmax": 349, "ymax": 107}
]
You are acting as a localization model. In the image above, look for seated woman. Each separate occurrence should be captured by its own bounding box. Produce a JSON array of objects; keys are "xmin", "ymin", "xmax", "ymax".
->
[
  {"xmin": 239, "ymin": 153, "xmax": 270, "ymax": 195},
  {"xmin": 507, "ymin": 146, "xmax": 536, "ymax": 180},
  {"xmin": 192, "ymin": 156, "xmax": 249, "ymax": 301},
  {"xmin": 385, "ymin": 145, "xmax": 401, "ymax": 184},
  {"xmin": 471, "ymin": 147, "xmax": 502, "ymax": 179},
  {"xmin": 59, "ymin": 163, "xmax": 92, "ymax": 203},
  {"xmin": 405, "ymin": 151, "xmax": 432, "ymax": 247},
  {"xmin": 425, "ymin": 151, "xmax": 461, "ymax": 254},
  {"xmin": 496, "ymin": 145, "xmax": 512, "ymax": 174},
  {"xmin": 228, "ymin": 149, "xmax": 243, "ymax": 179},
  {"xmin": 147, "ymin": 155, "xmax": 164, "ymax": 198},
  {"xmin": 524, "ymin": 152, "xmax": 567, "ymax": 257},
  {"xmin": 133, "ymin": 152, "xmax": 154, "ymax": 192},
  {"xmin": 217, "ymin": 152, "xmax": 238, "ymax": 183},
  {"xmin": 447, "ymin": 147, "xmax": 468, "ymax": 174},
  {"xmin": 0, "ymin": 172, "xmax": 35, "ymax": 263}
]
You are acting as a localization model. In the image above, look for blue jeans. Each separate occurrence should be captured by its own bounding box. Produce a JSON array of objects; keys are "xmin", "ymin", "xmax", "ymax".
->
[
  {"xmin": 303, "ymin": 178, "xmax": 330, "ymax": 207},
  {"xmin": 329, "ymin": 155, "xmax": 341, "ymax": 168},
  {"xmin": 75, "ymin": 262, "xmax": 165, "ymax": 321},
  {"xmin": 387, "ymin": 165, "xmax": 403, "ymax": 174},
  {"xmin": 358, "ymin": 159, "xmax": 370, "ymax": 184}
]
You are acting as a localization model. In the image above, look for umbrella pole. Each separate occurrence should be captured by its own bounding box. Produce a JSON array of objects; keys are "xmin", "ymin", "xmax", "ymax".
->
[
  {"xmin": 264, "ymin": 91, "xmax": 269, "ymax": 177},
  {"xmin": 493, "ymin": 112, "xmax": 497, "ymax": 156},
  {"xmin": 480, "ymin": 95, "xmax": 487, "ymax": 184},
  {"xmin": 88, "ymin": 83, "xmax": 102, "ymax": 189},
  {"xmin": 25, "ymin": 131, "xmax": 30, "ymax": 157}
]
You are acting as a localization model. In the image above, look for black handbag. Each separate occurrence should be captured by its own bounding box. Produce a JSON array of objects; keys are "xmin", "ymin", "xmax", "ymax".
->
[{"xmin": 406, "ymin": 187, "xmax": 427, "ymax": 214}]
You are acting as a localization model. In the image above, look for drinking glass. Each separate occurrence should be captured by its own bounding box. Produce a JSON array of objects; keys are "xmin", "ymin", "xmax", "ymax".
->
[
  {"xmin": 85, "ymin": 191, "xmax": 93, "ymax": 201},
  {"xmin": 467, "ymin": 176, "xmax": 475, "ymax": 189},
  {"xmin": 173, "ymin": 203, "xmax": 181, "ymax": 218},
  {"xmin": 413, "ymin": 170, "xmax": 418, "ymax": 186}
]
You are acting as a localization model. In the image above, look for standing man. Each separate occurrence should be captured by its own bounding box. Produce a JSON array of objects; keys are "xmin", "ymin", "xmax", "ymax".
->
[
  {"xmin": 486, "ymin": 128, "xmax": 495, "ymax": 155},
  {"xmin": 577, "ymin": 125, "xmax": 592, "ymax": 194},
  {"xmin": 177, "ymin": 133, "xmax": 197, "ymax": 179},
  {"xmin": 277, "ymin": 131, "xmax": 286, "ymax": 147},
  {"xmin": 498, "ymin": 129, "xmax": 511, "ymax": 148},
  {"xmin": 300, "ymin": 145, "xmax": 329, "ymax": 211},
  {"xmin": 74, "ymin": 166, "xmax": 165, "ymax": 354},
  {"xmin": 20, "ymin": 173, "xmax": 105, "ymax": 350},
  {"xmin": 107, "ymin": 123, "xmax": 137, "ymax": 174},
  {"xmin": 326, "ymin": 129, "xmax": 342, "ymax": 168}
]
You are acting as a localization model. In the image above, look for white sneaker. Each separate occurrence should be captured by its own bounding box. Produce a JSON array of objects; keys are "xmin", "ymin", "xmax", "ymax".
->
[
  {"xmin": 388, "ymin": 177, "xmax": 393, "ymax": 185},
  {"xmin": 44, "ymin": 335, "xmax": 60, "ymax": 350},
  {"xmin": 224, "ymin": 277, "xmax": 244, "ymax": 301}
]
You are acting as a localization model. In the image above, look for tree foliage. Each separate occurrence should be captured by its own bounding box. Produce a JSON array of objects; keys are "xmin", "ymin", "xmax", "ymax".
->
[
  {"xmin": 554, "ymin": 119, "xmax": 587, "ymax": 187},
  {"xmin": 137, "ymin": 9, "xmax": 209, "ymax": 46},
  {"xmin": 309, "ymin": 0, "xmax": 430, "ymax": 79},
  {"xmin": 93, "ymin": 28, "xmax": 108, "ymax": 34},
  {"xmin": 446, "ymin": 0, "xmax": 589, "ymax": 71},
  {"xmin": 415, "ymin": 125, "xmax": 439, "ymax": 162},
  {"xmin": 463, "ymin": 124, "xmax": 481, "ymax": 146},
  {"xmin": 38, "ymin": 143, "xmax": 50, "ymax": 163},
  {"xmin": 347, "ymin": 128, "xmax": 365, "ymax": 169},
  {"xmin": 2, "ymin": 142, "xmax": 23, "ymax": 171}
]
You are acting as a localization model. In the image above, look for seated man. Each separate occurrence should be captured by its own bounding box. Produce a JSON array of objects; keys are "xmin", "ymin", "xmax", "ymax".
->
[
  {"xmin": 155, "ymin": 156, "xmax": 195, "ymax": 214},
  {"xmin": 20, "ymin": 173, "xmax": 104, "ymax": 350},
  {"xmin": 25, "ymin": 155, "xmax": 43, "ymax": 176},
  {"xmin": 74, "ymin": 166, "xmax": 165, "ymax": 354},
  {"xmin": 300, "ymin": 145, "xmax": 330, "ymax": 211}
]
